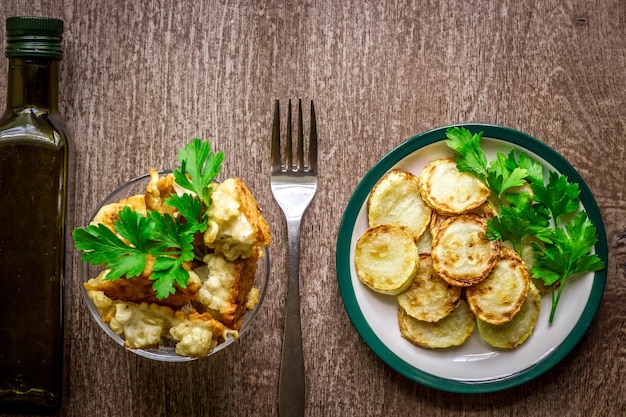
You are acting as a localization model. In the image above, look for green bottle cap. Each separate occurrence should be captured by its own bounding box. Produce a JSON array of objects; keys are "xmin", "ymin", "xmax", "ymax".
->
[{"xmin": 5, "ymin": 16, "xmax": 64, "ymax": 60}]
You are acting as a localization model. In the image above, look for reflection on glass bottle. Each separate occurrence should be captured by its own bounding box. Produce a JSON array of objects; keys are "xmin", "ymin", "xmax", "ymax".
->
[{"xmin": 0, "ymin": 16, "xmax": 71, "ymax": 414}]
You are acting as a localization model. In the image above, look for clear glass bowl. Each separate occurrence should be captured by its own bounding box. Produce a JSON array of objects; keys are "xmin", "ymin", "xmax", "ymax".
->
[{"xmin": 78, "ymin": 170, "xmax": 270, "ymax": 362}]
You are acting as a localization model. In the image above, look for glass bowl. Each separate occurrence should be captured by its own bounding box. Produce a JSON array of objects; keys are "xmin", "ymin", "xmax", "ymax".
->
[{"xmin": 78, "ymin": 170, "xmax": 270, "ymax": 362}]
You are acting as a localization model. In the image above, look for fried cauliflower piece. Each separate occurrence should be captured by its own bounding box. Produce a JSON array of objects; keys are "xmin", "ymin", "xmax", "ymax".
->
[
  {"xmin": 84, "ymin": 257, "xmax": 202, "ymax": 310},
  {"xmin": 144, "ymin": 168, "xmax": 177, "ymax": 215},
  {"xmin": 109, "ymin": 302, "xmax": 174, "ymax": 349},
  {"xmin": 193, "ymin": 246, "xmax": 261, "ymax": 330},
  {"xmin": 170, "ymin": 310, "xmax": 235, "ymax": 358},
  {"xmin": 204, "ymin": 178, "xmax": 271, "ymax": 261},
  {"xmin": 91, "ymin": 194, "xmax": 147, "ymax": 233},
  {"xmin": 87, "ymin": 288, "xmax": 235, "ymax": 356}
]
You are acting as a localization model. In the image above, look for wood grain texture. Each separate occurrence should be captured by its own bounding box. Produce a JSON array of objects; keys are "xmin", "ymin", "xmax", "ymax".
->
[{"xmin": 1, "ymin": 1, "xmax": 625, "ymax": 416}]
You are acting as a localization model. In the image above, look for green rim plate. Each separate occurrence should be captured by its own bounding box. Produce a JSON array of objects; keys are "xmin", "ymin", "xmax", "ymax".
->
[{"xmin": 335, "ymin": 123, "xmax": 608, "ymax": 393}]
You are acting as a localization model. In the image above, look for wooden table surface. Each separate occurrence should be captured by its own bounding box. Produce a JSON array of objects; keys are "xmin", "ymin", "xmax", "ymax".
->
[{"xmin": 1, "ymin": 1, "xmax": 625, "ymax": 416}]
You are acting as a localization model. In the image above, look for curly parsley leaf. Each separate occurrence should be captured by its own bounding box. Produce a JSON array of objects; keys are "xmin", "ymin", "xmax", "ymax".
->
[
  {"xmin": 445, "ymin": 127, "xmax": 488, "ymax": 182},
  {"xmin": 174, "ymin": 138, "xmax": 224, "ymax": 207},
  {"xmin": 531, "ymin": 211, "xmax": 605, "ymax": 322}
]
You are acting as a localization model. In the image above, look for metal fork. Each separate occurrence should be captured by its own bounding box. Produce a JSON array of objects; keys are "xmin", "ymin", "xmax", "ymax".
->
[{"xmin": 271, "ymin": 98, "xmax": 318, "ymax": 417}]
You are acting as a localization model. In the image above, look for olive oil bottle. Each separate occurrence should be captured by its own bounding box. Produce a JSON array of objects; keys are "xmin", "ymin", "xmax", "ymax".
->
[{"xmin": 0, "ymin": 17, "xmax": 71, "ymax": 414}]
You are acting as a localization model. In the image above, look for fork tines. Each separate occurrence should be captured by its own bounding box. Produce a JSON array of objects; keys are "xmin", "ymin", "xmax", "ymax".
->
[{"xmin": 271, "ymin": 99, "xmax": 317, "ymax": 174}]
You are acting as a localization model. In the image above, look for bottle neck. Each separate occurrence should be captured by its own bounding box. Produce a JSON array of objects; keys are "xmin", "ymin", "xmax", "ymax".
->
[{"xmin": 5, "ymin": 57, "xmax": 59, "ymax": 113}]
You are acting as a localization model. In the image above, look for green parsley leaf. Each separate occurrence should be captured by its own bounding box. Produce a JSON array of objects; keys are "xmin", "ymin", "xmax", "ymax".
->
[
  {"xmin": 146, "ymin": 211, "xmax": 195, "ymax": 256},
  {"xmin": 486, "ymin": 152, "xmax": 529, "ymax": 197},
  {"xmin": 445, "ymin": 127, "xmax": 488, "ymax": 182},
  {"xmin": 151, "ymin": 256, "xmax": 192, "ymax": 299},
  {"xmin": 486, "ymin": 192, "xmax": 552, "ymax": 253},
  {"xmin": 531, "ymin": 211, "xmax": 605, "ymax": 323},
  {"xmin": 166, "ymin": 192, "xmax": 208, "ymax": 235},
  {"xmin": 72, "ymin": 207, "xmax": 153, "ymax": 280},
  {"xmin": 516, "ymin": 151, "xmax": 544, "ymax": 185},
  {"xmin": 531, "ymin": 171, "xmax": 581, "ymax": 222},
  {"xmin": 174, "ymin": 138, "xmax": 224, "ymax": 207}
]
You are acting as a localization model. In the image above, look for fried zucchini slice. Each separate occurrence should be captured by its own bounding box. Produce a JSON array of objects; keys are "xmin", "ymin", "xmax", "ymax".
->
[
  {"xmin": 431, "ymin": 214, "xmax": 500, "ymax": 287},
  {"xmin": 398, "ymin": 299, "xmax": 475, "ymax": 349},
  {"xmin": 429, "ymin": 200, "xmax": 497, "ymax": 238},
  {"xmin": 368, "ymin": 169, "xmax": 432, "ymax": 240},
  {"xmin": 397, "ymin": 254, "xmax": 461, "ymax": 322},
  {"xmin": 415, "ymin": 227, "xmax": 433, "ymax": 254},
  {"xmin": 355, "ymin": 224, "xmax": 419, "ymax": 295},
  {"xmin": 466, "ymin": 247, "xmax": 530, "ymax": 325},
  {"xmin": 477, "ymin": 281, "xmax": 541, "ymax": 348},
  {"xmin": 418, "ymin": 158, "xmax": 491, "ymax": 215}
]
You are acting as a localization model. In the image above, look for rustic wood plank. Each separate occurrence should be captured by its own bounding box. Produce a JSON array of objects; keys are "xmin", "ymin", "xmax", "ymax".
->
[{"xmin": 0, "ymin": 0, "xmax": 624, "ymax": 416}]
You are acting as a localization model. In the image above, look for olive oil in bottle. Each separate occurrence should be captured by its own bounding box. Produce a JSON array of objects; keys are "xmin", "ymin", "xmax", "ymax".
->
[{"xmin": 0, "ymin": 16, "xmax": 70, "ymax": 414}]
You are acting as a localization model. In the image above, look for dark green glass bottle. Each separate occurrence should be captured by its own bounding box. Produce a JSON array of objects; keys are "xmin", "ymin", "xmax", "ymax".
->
[{"xmin": 0, "ymin": 16, "xmax": 70, "ymax": 414}]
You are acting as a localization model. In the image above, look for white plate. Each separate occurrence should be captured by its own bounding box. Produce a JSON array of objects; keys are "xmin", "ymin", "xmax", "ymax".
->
[{"xmin": 335, "ymin": 124, "xmax": 608, "ymax": 393}]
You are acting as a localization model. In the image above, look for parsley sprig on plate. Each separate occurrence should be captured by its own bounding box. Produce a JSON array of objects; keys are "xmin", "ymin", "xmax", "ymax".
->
[
  {"xmin": 445, "ymin": 127, "xmax": 605, "ymax": 323},
  {"xmin": 73, "ymin": 138, "xmax": 224, "ymax": 300}
]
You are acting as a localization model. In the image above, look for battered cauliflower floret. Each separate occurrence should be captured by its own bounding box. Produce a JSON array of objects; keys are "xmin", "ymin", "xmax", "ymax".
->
[
  {"xmin": 86, "ymin": 290, "xmax": 233, "ymax": 356},
  {"xmin": 87, "ymin": 289, "xmax": 116, "ymax": 322},
  {"xmin": 108, "ymin": 302, "xmax": 175, "ymax": 349},
  {"xmin": 170, "ymin": 311, "xmax": 234, "ymax": 358},
  {"xmin": 204, "ymin": 178, "xmax": 271, "ymax": 260},
  {"xmin": 193, "ymin": 248, "xmax": 261, "ymax": 330},
  {"xmin": 84, "ymin": 260, "xmax": 202, "ymax": 310},
  {"xmin": 145, "ymin": 168, "xmax": 177, "ymax": 215}
]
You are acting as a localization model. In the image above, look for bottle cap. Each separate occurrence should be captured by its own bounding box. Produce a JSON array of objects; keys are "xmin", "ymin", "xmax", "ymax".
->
[{"xmin": 5, "ymin": 16, "xmax": 64, "ymax": 60}]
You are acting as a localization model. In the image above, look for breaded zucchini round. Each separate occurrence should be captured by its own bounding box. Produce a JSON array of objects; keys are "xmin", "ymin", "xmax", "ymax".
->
[
  {"xmin": 397, "ymin": 254, "xmax": 461, "ymax": 322},
  {"xmin": 355, "ymin": 224, "xmax": 419, "ymax": 295},
  {"xmin": 418, "ymin": 158, "xmax": 490, "ymax": 215},
  {"xmin": 477, "ymin": 281, "xmax": 541, "ymax": 348},
  {"xmin": 431, "ymin": 214, "xmax": 500, "ymax": 287},
  {"xmin": 367, "ymin": 169, "xmax": 432, "ymax": 240},
  {"xmin": 466, "ymin": 247, "xmax": 530, "ymax": 325},
  {"xmin": 398, "ymin": 299, "xmax": 475, "ymax": 349}
]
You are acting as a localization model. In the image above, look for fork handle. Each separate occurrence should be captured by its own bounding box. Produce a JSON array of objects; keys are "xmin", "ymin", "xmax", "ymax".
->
[{"xmin": 279, "ymin": 218, "xmax": 305, "ymax": 417}]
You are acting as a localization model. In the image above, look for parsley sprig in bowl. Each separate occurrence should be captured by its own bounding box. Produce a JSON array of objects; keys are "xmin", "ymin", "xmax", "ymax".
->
[{"xmin": 74, "ymin": 139, "xmax": 271, "ymax": 361}]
